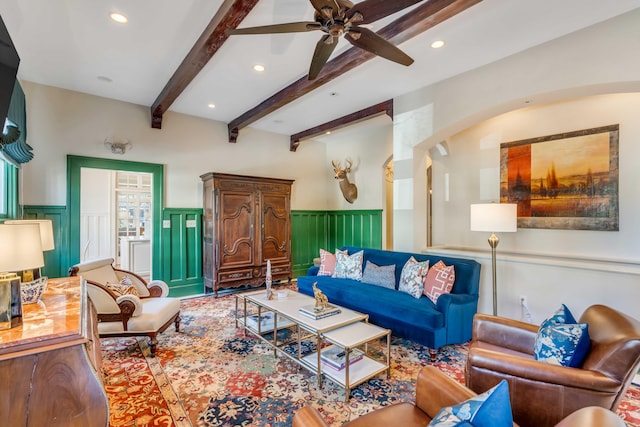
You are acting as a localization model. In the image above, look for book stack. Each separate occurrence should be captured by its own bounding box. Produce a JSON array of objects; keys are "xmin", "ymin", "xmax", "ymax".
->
[
  {"xmin": 298, "ymin": 304, "xmax": 341, "ymax": 320},
  {"xmin": 246, "ymin": 312, "xmax": 277, "ymax": 331},
  {"xmin": 320, "ymin": 346, "xmax": 364, "ymax": 371}
]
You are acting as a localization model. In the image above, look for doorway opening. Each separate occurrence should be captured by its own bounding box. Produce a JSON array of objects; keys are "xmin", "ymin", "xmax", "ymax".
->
[{"xmin": 67, "ymin": 155, "xmax": 164, "ymax": 279}]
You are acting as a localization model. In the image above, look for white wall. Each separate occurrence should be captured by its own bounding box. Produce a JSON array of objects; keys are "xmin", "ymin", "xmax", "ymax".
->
[
  {"xmin": 19, "ymin": 82, "xmax": 392, "ymax": 215},
  {"xmin": 392, "ymin": 9, "xmax": 640, "ymax": 321},
  {"xmin": 429, "ymin": 93, "xmax": 640, "ymax": 322},
  {"xmin": 19, "ymin": 82, "xmax": 332, "ymax": 210}
]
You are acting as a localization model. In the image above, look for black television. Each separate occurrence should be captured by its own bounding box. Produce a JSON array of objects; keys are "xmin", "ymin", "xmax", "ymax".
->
[{"xmin": 0, "ymin": 14, "xmax": 20, "ymax": 126}]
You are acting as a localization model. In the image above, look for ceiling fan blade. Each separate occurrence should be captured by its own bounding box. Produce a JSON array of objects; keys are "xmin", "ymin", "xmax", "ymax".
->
[
  {"xmin": 227, "ymin": 22, "xmax": 320, "ymax": 35},
  {"xmin": 308, "ymin": 35, "xmax": 339, "ymax": 80},
  {"xmin": 345, "ymin": 27, "xmax": 413, "ymax": 66},
  {"xmin": 346, "ymin": 0, "xmax": 423, "ymax": 24},
  {"xmin": 310, "ymin": 0, "xmax": 340, "ymax": 15}
]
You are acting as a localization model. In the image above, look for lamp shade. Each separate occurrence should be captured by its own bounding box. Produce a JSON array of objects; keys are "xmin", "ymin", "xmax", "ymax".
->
[
  {"xmin": 470, "ymin": 203, "xmax": 518, "ymax": 233},
  {"xmin": 4, "ymin": 219, "xmax": 55, "ymax": 251},
  {"xmin": 0, "ymin": 224, "xmax": 44, "ymax": 272}
]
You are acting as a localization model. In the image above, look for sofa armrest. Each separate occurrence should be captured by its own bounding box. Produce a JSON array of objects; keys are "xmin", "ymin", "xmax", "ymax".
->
[
  {"xmin": 147, "ymin": 280, "xmax": 169, "ymax": 297},
  {"xmin": 436, "ymin": 292, "xmax": 476, "ymax": 312},
  {"xmin": 307, "ymin": 266, "xmax": 320, "ymax": 276},
  {"xmin": 292, "ymin": 406, "xmax": 329, "ymax": 427},
  {"xmin": 467, "ymin": 347, "xmax": 621, "ymax": 392},
  {"xmin": 472, "ymin": 313, "xmax": 538, "ymax": 354},
  {"xmin": 415, "ymin": 366, "xmax": 476, "ymax": 418}
]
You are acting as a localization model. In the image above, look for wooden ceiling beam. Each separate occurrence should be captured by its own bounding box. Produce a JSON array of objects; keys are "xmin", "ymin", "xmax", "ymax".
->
[
  {"xmin": 150, "ymin": 0, "xmax": 260, "ymax": 129},
  {"xmin": 289, "ymin": 100, "xmax": 393, "ymax": 151},
  {"xmin": 228, "ymin": 0, "xmax": 482, "ymax": 142}
]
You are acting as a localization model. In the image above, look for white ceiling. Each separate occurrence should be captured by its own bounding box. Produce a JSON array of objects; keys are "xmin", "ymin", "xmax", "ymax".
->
[{"xmin": 1, "ymin": 0, "xmax": 640, "ymax": 138}]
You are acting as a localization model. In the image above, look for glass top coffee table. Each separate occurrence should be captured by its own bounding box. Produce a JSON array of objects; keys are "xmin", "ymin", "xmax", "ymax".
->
[{"xmin": 235, "ymin": 289, "xmax": 391, "ymax": 400}]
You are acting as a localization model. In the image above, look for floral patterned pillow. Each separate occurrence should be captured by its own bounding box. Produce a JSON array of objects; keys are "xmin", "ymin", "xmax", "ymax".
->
[
  {"xmin": 332, "ymin": 250, "xmax": 364, "ymax": 280},
  {"xmin": 429, "ymin": 379, "xmax": 512, "ymax": 427},
  {"xmin": 398, "ymin": 257, "xmax": 429, "ymax": 299},
  {"xmin": 534, "ymin": 304, "xmax": 590, "ymax": 367}
]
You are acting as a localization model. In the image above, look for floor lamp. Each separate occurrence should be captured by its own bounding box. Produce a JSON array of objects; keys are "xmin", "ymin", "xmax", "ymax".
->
[{"xmin": 470, "ymin": 203, "xmax": 517, "ymax": 316}]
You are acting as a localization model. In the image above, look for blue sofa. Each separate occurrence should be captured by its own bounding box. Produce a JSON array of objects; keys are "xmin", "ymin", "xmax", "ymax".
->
[{"xmin": 297, "ymin": 246, "xmax": 481, "ymax": 356}]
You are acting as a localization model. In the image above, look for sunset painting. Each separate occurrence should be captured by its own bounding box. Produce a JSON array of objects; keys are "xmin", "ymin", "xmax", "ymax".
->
[{"xmin": 500, "ymin": 125, "xmax": 619, "ymax": 231}]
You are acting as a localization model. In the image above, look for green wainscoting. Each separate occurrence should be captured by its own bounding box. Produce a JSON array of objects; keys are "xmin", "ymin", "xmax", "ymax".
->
[
  {"xmin": 161, "ymin": 208, "xmax": 204, "ymax": 297},
  {"xmin": 21, "ymin": 206, "xmax": 69, "ymax": 278},
  {"xmin": 291, "ymin": 209, "xmax": 382, "ymax": 277}
]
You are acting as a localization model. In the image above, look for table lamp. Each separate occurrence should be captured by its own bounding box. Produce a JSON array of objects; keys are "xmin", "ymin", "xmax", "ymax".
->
[
  {"xmin": 0, "ymin": 223, "xmax": 44, "ymax": 330},
  {"xmin": 470, "ymin": 203, "xmax": 517, "ymax": 316},
  {"xmin": 4, "ymin": 219, "xmax": 54, "ymax": 281}
]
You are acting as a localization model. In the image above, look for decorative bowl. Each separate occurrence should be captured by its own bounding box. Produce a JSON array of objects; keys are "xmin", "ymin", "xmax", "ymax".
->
[
  {"xmin": 276, "ymin": 290, "xmax": 289, "ymax": 299},
  {"xmin": 21, "ymin": 276, "xmax": 48, "ymax": 304}
]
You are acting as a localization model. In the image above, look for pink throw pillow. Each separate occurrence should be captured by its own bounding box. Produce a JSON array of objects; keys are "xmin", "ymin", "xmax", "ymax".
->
[
  {"xmin": 423, "ymin": 260, "xmax": 455, "ymax": 303},
  {"xmin": 318, "ymin": 249, "xmax": 338, "ymax": 276}
]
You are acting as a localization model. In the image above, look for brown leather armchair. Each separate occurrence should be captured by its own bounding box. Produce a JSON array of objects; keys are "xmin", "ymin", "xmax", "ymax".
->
[
  {"xmin": 465, "ymin": 305, "xmax": 640, "ymax": 427},
  {"xmin": 292, "ymin": 366, "xmax": 626, "ymax": 427}
]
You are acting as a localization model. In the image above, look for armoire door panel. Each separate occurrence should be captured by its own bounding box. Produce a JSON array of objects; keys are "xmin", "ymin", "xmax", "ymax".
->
[
  {"xmin": 219, "ymin": 191, "xmax": 254, "ymax": 268},
  {"xmin": 262, "ymin": 192, "xmax": 290, "ymax": 263}
]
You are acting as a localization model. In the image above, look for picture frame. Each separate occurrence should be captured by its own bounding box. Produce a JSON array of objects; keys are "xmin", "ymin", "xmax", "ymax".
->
[{"xmin": 499, "ymin": 124, "xmax": 619, "ymax": 231}]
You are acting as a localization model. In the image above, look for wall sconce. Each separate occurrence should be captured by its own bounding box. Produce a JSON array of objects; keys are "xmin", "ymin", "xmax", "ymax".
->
[{"xmin": 104, "ymin": 138, "xmax": 132, "ymax": 154}]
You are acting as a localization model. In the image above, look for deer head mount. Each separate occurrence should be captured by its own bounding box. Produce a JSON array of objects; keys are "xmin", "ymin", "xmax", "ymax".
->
[{"xmin": 332, "ymin": 159, "xmax": 358, "ymax": 204}]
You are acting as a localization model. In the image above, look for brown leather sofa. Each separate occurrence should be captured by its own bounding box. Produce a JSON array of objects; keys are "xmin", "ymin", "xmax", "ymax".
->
[
  {"xmin": 466, "ymin": 305, "xmax": 640, "ymax": 427},
  {"xmin": 292, "ymin": 366, "xmax": 626, "ymax": 427}
]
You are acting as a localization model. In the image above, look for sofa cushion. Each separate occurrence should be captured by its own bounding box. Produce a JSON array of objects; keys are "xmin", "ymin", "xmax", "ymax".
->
[
  {"xmin": 105, "ymin": 276, "xmax": 139, "ymax": 297},
  {"xmin": 423, "ymin": 260, "xmax": 455, "ymax": 303},
  {"xmin": 429, "ymin": 379, "xmax": 512, "ymax": 427},
  {"xmin": 361, "ymin": 261, "xmax": 396, "ymax": 289},
  {"xmin": 333, "ymin": 250, "xmax": 364, "ymax": 280},
  {"xmin": 399, "ymin": 257, "xmax": 429, "ymax": 299},
  {"xmin": 318, "ymin": 249, "xmax": 340, "ymax": 276}
]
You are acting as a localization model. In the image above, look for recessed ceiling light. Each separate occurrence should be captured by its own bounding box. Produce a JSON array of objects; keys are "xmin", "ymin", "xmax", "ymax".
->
[
  {"xmin": 207, "ymin": 103, "xmax": 216, "ymax": 109},
  {"xmin": 431, "ymin": 40, "xmax": 445, "ymax": 49},
  {"xmin": 110, "ymin": 12, "xmax": 128, "ymax": 24},
  {"xmin": 253, "ymin": 64, "xmax": 265, "ymax": 72},
  {"xmin": 325, "ymin": 131, "xmax": 332, "ymax": 135}
]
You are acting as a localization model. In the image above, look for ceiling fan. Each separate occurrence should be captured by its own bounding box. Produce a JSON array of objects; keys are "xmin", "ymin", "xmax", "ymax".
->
[{"xmin": 226, "ymin": 0, "xmax": 422, "ymax": 80}]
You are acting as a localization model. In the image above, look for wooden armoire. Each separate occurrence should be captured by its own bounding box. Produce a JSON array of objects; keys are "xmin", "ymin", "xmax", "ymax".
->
[{"xmin": 200, "ymin": 173, "xmax": 294, "ymax": 296}]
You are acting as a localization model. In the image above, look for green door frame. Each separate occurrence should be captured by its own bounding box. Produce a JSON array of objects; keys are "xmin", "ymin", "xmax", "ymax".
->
[{"xmin": 67, "ymin": 155, "xmax": 164, "ymax": 278}]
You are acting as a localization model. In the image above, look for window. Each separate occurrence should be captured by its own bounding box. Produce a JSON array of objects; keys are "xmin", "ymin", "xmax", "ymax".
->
[
  {"xmin": 0, "ymin": 157, "xmax": 17, "ymax": 219},
  {"xmin": 116, "ymin": 171, "xmax": 152, "ymax": 241}
]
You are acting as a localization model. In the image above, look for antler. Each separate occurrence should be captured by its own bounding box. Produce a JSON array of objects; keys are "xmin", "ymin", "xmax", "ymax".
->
[
  {"xmin": 345, "ymin": 158, "xmax": 353, "ymax": 171},
  {"xmin": 331, "ymin": 160, "xmax": 341, "ymax": 171}
]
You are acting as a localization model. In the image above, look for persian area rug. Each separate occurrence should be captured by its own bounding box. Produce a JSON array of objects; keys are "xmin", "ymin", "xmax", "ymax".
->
[{"xmin": 101, "ymin": 293, "xmax": 640, "ymax": 427}]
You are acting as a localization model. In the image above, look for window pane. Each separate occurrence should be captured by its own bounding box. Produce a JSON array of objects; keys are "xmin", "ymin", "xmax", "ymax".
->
[{"xmin": 0, "ymin": 160, "xmax": 6, "ymax": 215}]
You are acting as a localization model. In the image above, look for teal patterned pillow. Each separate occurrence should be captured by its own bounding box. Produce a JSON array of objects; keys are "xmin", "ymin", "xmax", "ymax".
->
[
  {"xmin": 534, "ymin": 304, "xmax": 590, "ymax": 367},
  {"xmin": 332, "ymin": 250, "xmax": 364, "ymax": 280},
  {"xmin": 361, "ymin": 261, "xmax": 396, "ymax": 289},
  {"xmin": 429, "ymin": 379, "xmax": 512, "ymax": 427},
  {"xmin": 398, "ymin": 257, "xmax": 429, "ymax": 299}
]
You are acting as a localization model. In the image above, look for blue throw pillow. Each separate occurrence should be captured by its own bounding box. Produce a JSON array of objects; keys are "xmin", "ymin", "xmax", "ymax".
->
[
  {"xmin": 534, "ymin": 304, "xmax": 590, "ymax": 367},
  {"xmin": 429, "ymin": 380, "xmax": 512, "ymax": 427}
]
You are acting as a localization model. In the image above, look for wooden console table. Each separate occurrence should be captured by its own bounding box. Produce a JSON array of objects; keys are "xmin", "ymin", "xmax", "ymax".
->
[{"xmin": 0, "ymin": 277, "xmax": 108, "ymax": 427}]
